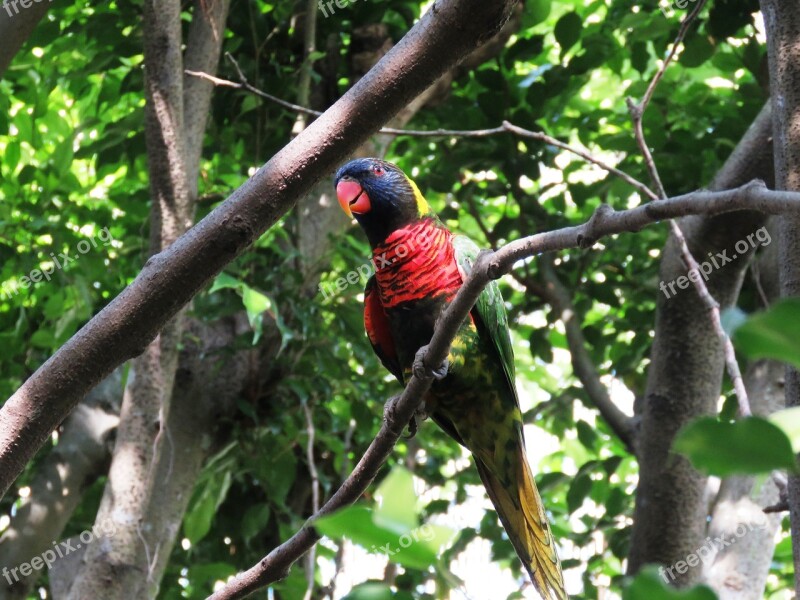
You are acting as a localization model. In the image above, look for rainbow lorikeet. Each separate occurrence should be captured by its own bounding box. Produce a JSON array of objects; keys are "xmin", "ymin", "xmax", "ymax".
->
[{"xmin": 334, "ymin": 158, "xmax": 566, "ymax": 599}]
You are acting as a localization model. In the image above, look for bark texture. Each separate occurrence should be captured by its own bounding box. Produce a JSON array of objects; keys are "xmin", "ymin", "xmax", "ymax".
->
[
  {"xmin": 702, "ymin": 234, "xmax": 783, "ymax": 600},
  {"xmin": 628, "ymin": 101, "xmax": 775, "ymax": 581},
  {"xmin": 0, "ymin": 373, "xmax": 121, "ymax": 600},
  {"xmin": 64, "ymin": 0, "xmax": 230, "ymax": 596},
  {"xmin": 0, "ymin": 0, "xmax": 47, "ymax": 78},
  {"xmin": 761, "ymin": 0, "xmax": 800, "ymax": 592},
  {"xmin": 703, "ymin": 359, "xmax": 784, "ymax": 599}
]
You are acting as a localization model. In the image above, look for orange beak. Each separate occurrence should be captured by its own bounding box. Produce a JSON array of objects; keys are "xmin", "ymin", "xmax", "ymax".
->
[{"xmin": 336, "ymin": 180, "xmax": 371, "ymax": 217}]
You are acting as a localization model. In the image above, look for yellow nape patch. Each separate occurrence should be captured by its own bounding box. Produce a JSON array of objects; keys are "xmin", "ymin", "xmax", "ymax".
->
[{"xmin": 408, "ymin": 178, "xmax": 431, "ymax": 215}]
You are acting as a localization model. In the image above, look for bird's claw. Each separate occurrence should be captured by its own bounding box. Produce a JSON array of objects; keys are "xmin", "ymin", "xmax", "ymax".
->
[
  {"xmin": 412, "ymin": 345, "xmax": 449, "ymax": 381},
  {"xmin": 383, "ymin": 394, "xmax": 402, "ymax": 430},
  {"xmin": 430, "ymin": 360, "xmax": 449, "ymax": 380},
  {"xmin": 404, "ymin": 403, "xmax": 428, "ymax": 439}
]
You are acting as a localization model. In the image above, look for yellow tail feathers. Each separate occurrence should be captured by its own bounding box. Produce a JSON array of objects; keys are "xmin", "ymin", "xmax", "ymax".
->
[{"xmin": 474, "ymin": 450, "xmax": 567, "ymax": 600}]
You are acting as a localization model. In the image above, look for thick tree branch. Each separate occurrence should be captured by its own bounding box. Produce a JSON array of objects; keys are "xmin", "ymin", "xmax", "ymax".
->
[
  {"xmin": 628, "ymin": 90, "xmax": 773, "ymax": 577},
  {"xmin": 761, "ymin": 0, "xmax": 800, "ymax": 591},
  {"xmin": 0, "ymin": 0, "xmax": 518, "ymax": 500},
  {"xmin": 0, "ymin": 0, "xmax": 48, "ymax": 79},
  {"xmin": 183, "ymin": 0, "xmax": 233, "ymax": 203},
  {"xmin": 0, "ymin": 373, "xmax": 120, "ymax": 600},
  {"xmin": 626, "ymin": 0, "xmax": 752, "ymax": 427},
  {"xmin": 66, "ymin": 0, "xmax": 193, "ymax": 595},
  {"xmin": 208, "ymin": 179, "xmax": 800, "ymax": 600}
]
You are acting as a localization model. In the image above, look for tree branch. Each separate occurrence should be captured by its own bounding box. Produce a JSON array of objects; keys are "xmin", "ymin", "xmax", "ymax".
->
[
  {"xmin": 536, "ymin": 257, "xmax": 636, "ymax": 451},
  {"xmin": 0, "ymin": 0, "xmax": 518, "ymax": 500},
  {"xmin": 625, "ymin": 0, "xmax": 752, "ymax": 418},
  {"xmin": 185, "ymin": 66, "xmax": 657, "ymax": 200},
  {"xmin": 208, "ymin": 179, "xmax": 800, "ymax": 600}
]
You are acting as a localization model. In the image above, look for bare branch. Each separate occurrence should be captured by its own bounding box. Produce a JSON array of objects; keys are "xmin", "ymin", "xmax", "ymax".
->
[
  {"xmin": 207, "ymin": 179, "xmax": 800, "ymax": 600},
  {"xmin": 625, "ymin": 0, "xmax": 751, "ymax": 417},
  {"xmin": 301, "ymin": 400, "xmax": 320, "ymax": 600},
  {"xmin": 536, "ymin": 258, "xmax": 636, "ymax": 451},
  {"xmin": 184, "ymin": 69, "xmax": 657, "ymax": 199}
]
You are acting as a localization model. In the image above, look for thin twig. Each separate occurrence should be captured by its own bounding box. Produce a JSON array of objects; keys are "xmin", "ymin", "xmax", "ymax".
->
[
  {"xmin": 628, "ymin": 0, "xmax": 708, "ymax": 197},
  {"xmin": 642, "ymin": 0, "xmax": 708, "ymax": 111},
  {"xmin": 301, "ymin": 400, "xmax": 320, "ymax": 600},
  {"xmin": 207, "ymin": 179, "xmax": 800, "ymax": 600},
  {"xmin": 185, "ymin": 60, "xmax": 657, "ymax": 200},
  {"xmin": 502, "ymin": 121, "xmax": 658, "ymax": 200},
  {"xmin": 625, "ymin": 0, "xmax": 752, "ymax": 417}
]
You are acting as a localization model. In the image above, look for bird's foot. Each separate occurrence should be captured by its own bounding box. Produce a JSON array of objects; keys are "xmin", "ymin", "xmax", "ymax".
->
[
  {"xmin": 383, "ymin": 394, "xmax": 403, "ymax": 432},
  {"xmin": 412, "ymin": 345, "xmax": 449, "ymax": 381},
  {"xmin": 404, "ymin": 402, "xmax": 428, "ymax": 439}
]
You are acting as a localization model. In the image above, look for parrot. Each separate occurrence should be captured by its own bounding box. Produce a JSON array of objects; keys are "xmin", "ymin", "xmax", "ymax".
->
[{"xmin": 334, "ymin": 158, "xmax": 567, "ymax": 600}]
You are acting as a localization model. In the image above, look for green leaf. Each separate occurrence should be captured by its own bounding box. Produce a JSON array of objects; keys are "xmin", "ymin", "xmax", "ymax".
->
[
  {"xmin": 241, "ymin": 504, "xmax": 271, "ymax": 542},
  {"xmin": 623, "ymin": 567, "xmax": 718, "ymax": 600},
  {"xmin": 679, "ymin": 36, "xmax": 715, "ymax": 68},
  {"xmin": 674, "ymin": 417, "xmax": 797, "ymax": 476},
  {"xmin": 566, "ymin": 472, "xmax": 592, "ymax": 512},
  {"xmin": 208, "ymin": 272, "xmax": 243, "ymax": 294},
  {"xmin": 30, "ymin": 328, "xmax": 55, "ymax": 349},
  {"xmin": 768, "ymin": 406, "xmax": 800, "ymax": 454},
  {"xmin": 554, "ymin": 12, "xmax": 582, "ymax": 52},
  {"xmin": 242, "ymin": 286, "xmax": 272, "ymax": 328},
  {"xmin": 342, "ymin": 583, "xmax": 414, "ymax": 600},
  {"xmin": 734, "ymin": 299, "xmax": 800, "ymax": 368},
  {"xmin": 374, "ymin": 467, "xmax": 418, "ymax": 532},
  {"xmin": 576, "ymin": 420, "xmax": 598, "ymax": 451},
  {"xmin": 5, "ymin": 141, "xmax": 20, "ymax": 173},
  {"xmin": 527, "ymin": 0, "xmax": 551, "ymax": 26},
  {"xmin": 184, "ymin": 471, "xmax": 232, "ymax": 544},
  {"xmin": 342, "ymin": 583, "xmax": 393, "ymax": 600},
  {"xmin": 314, "ymin": 506, "xmax": 441, "ymax": 570}
]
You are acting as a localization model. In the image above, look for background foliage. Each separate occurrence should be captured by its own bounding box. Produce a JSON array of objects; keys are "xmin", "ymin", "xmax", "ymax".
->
[{"xmin": 0, "ymin": 0, "xmax": 790, "ymax": 598}]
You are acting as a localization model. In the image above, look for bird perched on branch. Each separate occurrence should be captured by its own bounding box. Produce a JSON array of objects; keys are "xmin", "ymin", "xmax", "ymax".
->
[{"xmin": 334, "ymin": 158, "xmax": 566, "ymax": 600}]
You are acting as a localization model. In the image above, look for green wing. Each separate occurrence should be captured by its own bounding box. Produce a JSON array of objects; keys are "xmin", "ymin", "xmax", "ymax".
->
[
  {"xmin": 453, "ymin": 235, "xmax": 567, "ymax": 599},
  {"xmin": 452, "ymin": 235, "xmax": 518, "ymax": 404}
]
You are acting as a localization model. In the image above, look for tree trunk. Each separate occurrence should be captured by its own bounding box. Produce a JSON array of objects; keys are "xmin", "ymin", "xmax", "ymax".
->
[
  {"xmin": 0, "ymin": 372, "xmax": 121, "ymax": 600},
  {"xmin": 628, "ymin": 101, "xmax": 775, "ymax": 582},
  {"xmin": 702, "ymin": 234, "xmax": 783, "ymax": 599},
  {"xmin": 761, "ymin": 0, "xmax": 800, "ymax": 593}
]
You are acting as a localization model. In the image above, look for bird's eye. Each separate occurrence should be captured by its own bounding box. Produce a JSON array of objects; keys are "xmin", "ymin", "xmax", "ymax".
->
[{"xmin": 372, "ymin": 165, "xmax": 385, "ymax": 176}]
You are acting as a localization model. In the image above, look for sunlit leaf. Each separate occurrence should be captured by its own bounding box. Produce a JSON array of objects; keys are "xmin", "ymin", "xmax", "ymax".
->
[{"xmin": 674, "ymin": 417, "xmax": 797, "ymax": 476}]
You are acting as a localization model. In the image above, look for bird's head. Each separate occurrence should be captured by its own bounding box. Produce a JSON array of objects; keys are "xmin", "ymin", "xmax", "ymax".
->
[{"xmin": 335, "ymin": 158, "xmax": 432, "ymax": 246}]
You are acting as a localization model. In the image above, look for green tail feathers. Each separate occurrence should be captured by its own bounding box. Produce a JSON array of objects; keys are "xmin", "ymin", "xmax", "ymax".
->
[{"xmin": 474, "ymin": 447, "xmax": 567, "ymax": 600}]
